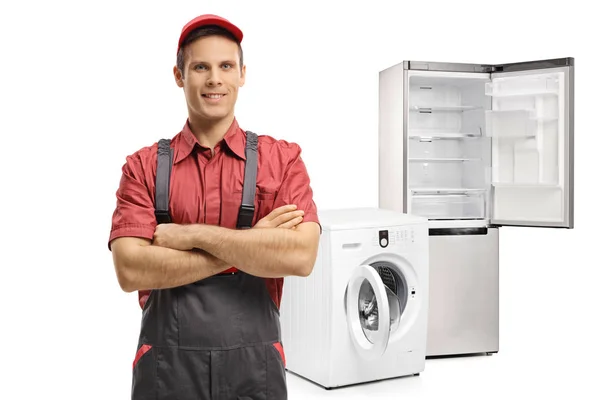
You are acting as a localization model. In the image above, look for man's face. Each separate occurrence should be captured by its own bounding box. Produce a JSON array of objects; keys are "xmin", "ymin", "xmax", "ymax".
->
[{"xmin": 174, "ymin": 35, "xmax": 245, "ymax": 123}]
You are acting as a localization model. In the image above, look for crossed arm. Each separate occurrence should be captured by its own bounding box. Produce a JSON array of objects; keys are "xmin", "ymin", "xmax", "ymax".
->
[
  {"xmin": 111, "ymin": 142, "xmax": 320, "ymax": 293},
  {"xmin": 111, "ymin": 209, "xmax": 320, "ymax": 293}
]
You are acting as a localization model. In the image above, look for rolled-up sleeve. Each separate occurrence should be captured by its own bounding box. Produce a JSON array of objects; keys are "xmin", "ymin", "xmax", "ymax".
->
[
  {"xmin": 274, "ymin": 143, "xmax": 321, "ymax": 233},
  {"xmin": 108, "ymin": 153, "xmax": 157, "ymax": 250}
]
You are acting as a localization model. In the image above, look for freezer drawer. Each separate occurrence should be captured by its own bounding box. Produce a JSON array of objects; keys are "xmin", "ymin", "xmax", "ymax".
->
[{"xmin": 426, "ymin": 228, "xmax": 499, "ymax": 357}]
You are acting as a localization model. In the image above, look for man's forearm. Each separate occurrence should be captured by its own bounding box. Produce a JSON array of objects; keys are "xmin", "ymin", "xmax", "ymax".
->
[
  {"xmin": 185, "ymin": 224, "xmax": 319, "ymax": 278},
  {"xmin": 119, "ymin": 243, "xmax": 231, "ymax": 292}
]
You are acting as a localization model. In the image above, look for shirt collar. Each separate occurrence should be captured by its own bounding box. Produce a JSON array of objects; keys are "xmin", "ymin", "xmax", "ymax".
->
[{"xmin": 174, "ymin": 118, "xmax": 246, "ymax": 164}]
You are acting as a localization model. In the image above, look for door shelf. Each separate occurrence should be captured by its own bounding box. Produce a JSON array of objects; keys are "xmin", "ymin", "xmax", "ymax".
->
[
  {"xmin": 485, "ymin": 76, "xmax": 559, "ymax": 98},
  {"xmin": 485, "ymin": 110, "xmax": 540, "ymax": 138},
  {"xmin": 491, "ymin": 183, "xmax": 564, "ymax": 223},
  {"xmin": 492, "ymin": 183, "xmax": 559, "ymax": 189},
  {"xmin": 411, "ymin": 192, "xmax": 486, "ymax": 220}
]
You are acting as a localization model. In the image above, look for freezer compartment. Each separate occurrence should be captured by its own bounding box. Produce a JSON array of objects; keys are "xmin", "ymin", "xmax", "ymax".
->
[
  {"xmin": 411, "ymin": 191, "xmax": 486, "ymax": 220},
  {"xmin": 426, "ymin": 228, "xmax": 499, "ymax": 357}
]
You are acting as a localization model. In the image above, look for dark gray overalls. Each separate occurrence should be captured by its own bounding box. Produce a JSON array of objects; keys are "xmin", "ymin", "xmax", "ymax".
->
[{"xmin": 131, "ymin": 131, "xmax": 287, "ymax": 400}]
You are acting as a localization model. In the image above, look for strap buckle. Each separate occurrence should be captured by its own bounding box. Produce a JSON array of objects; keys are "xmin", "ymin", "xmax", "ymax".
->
[
  {"xmin": 236, "ymin": 204, "xmax": 255, "ymax": 229},
  {"xmin": 155, "ymin": 209, "xmax": 171, "ymax": 225}
]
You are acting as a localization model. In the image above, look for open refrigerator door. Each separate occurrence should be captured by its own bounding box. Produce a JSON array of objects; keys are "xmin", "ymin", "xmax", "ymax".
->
[{"xmin": 486, "ymin": 60, "xmax": 574, "ymax": 228}]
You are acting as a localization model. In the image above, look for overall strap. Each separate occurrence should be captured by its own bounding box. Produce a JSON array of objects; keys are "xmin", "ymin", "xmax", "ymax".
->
[
  {"xmin": 155, "ymin": 138, "xmax": 173, "ymax": 224},
  {"xmin": 236, "ymin": 131, "xmax": 258, "ymax": 229}
]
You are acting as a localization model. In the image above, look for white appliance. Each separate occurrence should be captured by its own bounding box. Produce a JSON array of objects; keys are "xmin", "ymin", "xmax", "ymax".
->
[
  {"xmin": 378, "ymin": 58, "xmax": 575, "ymax": 357},
  {"xmin": 280, "ymin": 208, "xmax": 429, "ymax": 389}
]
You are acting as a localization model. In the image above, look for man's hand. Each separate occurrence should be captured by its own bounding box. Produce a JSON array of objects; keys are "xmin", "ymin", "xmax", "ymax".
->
[
  {"xmin": 153, "ymin": 223, "xmax": 193, "ymax": 251},
  {"xmin": 254, "ymin": 204, "xmax": 304, "ymax": 230}
]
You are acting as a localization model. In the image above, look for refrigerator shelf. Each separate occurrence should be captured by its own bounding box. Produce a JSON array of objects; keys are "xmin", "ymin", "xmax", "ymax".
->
[
  {"xmin": 411, "ymin": 188, "xmax": 487, "ymax": 194},
  {"xmin": 409, "ymin": 157, "xmax": 482, "ymax": 162},
  {"xmin": 409, "ymin": 132, "xmax": 483, "ymax": 141},
  {"xmin": 410, "ymin": 105, "xmax": 483, "ymax": 113}
]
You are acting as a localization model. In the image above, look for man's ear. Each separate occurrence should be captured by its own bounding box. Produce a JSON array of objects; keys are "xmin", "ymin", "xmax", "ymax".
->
[
  {"xmin": 173, "ymin": 66, "xmax": 184, "ymax": 88},
  {"xmin": 239, "ymin": 64, "xmax": 246, "ymax": 87}
]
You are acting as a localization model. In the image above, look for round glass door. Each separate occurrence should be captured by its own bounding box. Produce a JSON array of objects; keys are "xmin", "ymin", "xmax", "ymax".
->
[{"xmin": 345, "ymin": 264, "xmax": 392, "ymax": 361}]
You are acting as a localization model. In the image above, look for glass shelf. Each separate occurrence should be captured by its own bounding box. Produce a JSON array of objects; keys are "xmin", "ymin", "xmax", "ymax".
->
[
  {"xmin": 410, "ymin": 105, "xmax": 483, "ymax": 113},
  {"xmin": 409, "ymin": 131, "xmax": 483, "ymax": 140},
  {"xmin": 409, "ymin": 158, "xmax": 482, "ymax": 162},
  {"xmin": 411, "ymin": 188, "xmax": 487, "ymax": 194}
]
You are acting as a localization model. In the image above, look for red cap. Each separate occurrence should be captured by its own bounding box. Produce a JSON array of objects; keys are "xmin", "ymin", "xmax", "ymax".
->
[{"xmin": 177, "ymin": 14, "xmax": 243, "ymax": 54}]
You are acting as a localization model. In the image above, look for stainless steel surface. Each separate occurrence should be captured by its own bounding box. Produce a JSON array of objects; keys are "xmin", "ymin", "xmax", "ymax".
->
[
  {"xmin": 567, "ymin": 62, "xmax": 575, "ymax": 228},
  {"xmin": 426, "ymin": 228, "xmax": 499, "ymax": 357},
  {"xmin": 378, "ymin": 62, "xmax": 407, "ymax": 212}
]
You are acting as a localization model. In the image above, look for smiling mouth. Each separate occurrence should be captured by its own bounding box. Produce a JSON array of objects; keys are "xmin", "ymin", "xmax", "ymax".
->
[{"xmin": 202, "ymin": 93, "xmax": 226, "ymax": 99}]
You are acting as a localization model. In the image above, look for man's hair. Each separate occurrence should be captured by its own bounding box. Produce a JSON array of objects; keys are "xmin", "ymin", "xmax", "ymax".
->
[{"xmin": 176, "ymin": 25, "xmax": 244, "ymax": 77}]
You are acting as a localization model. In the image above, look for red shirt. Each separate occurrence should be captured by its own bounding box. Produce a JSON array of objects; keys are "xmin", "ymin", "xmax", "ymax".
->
[{"xmin": 108, "ymin": 118, "xmax": 320, "ymax": 309}]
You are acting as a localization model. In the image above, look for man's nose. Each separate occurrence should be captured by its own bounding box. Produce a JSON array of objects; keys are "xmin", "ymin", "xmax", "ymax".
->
[{"xmin": 207, "ymin": 70, "xmax": 222, "ymax": 86}]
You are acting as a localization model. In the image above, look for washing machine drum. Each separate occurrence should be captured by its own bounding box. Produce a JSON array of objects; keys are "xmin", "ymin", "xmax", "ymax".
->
[{"xmin": 358, "ymin": 262, "xmax": 408, "ymax": 339}]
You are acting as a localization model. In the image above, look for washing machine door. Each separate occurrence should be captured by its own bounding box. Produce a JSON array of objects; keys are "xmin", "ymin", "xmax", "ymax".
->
[{"xmin": 345, "ymin": 264, "xmax": 394, "ymax": 361}]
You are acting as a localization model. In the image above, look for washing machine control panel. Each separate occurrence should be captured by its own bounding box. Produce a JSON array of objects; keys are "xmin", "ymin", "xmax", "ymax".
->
[{"xmin": 373, "ymin": 227, "xmax": 415, "ymax": 248}]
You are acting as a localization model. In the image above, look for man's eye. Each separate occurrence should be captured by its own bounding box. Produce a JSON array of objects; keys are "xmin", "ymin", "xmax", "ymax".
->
[
  {"xmin": 195, "ymin": 65, "xmax": 207, "ymax": 70},
  {"xmin": 222, "ymin": 64, "xmax": 232, "ymax": 69}
]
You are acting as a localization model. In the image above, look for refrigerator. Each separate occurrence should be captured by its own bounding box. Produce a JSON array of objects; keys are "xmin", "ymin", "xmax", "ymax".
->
[{"xmin": 377, "ymin": 57, "xmax": 574, "ymax": 357}]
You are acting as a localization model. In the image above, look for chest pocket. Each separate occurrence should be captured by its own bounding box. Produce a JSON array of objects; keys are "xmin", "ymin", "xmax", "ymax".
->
[{"xmin": 221, "ymin": 187, "xmax": 276, "ymax": 229}]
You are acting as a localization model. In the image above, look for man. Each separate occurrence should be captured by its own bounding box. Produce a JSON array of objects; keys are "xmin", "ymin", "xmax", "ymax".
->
[{"xmin": 108, "ymin": 14, "xmax": 321, "ymax": 400}]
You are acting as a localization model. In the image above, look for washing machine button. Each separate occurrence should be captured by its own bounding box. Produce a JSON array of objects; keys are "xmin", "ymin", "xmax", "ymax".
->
[{"xmin": 378, "ymin": 230, "xmax": 389, "ymax": 248}]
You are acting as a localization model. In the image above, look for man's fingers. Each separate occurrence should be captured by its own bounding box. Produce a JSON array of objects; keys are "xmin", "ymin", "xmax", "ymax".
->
[
  {"xmin": 274, "ymin": 210, "xmax": 304, "ymax": 225},
  {"xmin": 267, "ymin": 204, "xmax": 297, "ymax": 219},
  {"xmin": 278, "ymin": 216, "xmax": 303, "ymax": 229}
]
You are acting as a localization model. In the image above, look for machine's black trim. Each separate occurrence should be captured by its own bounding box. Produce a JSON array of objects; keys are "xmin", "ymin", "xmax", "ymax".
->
[{"xmin": 429, "ymin": 227, "xmax": 488, "ymax": 236}]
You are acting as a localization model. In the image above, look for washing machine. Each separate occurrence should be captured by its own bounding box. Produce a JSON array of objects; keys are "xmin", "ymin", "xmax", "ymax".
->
[{"xmin": 280, "ymin": 207, "xmax": 430, "ymax": 389}]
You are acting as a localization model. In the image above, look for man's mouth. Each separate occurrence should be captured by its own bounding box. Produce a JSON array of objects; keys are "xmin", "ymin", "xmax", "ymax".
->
[{"xmin": 202, "ymin": 93, "xmax": 225, "ymax": 99}]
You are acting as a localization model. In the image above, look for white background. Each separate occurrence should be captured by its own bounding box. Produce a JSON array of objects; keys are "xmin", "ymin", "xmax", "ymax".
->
[{"xmin": 1, "ymin": 0, "xmax": 598, "ymax": 399}]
